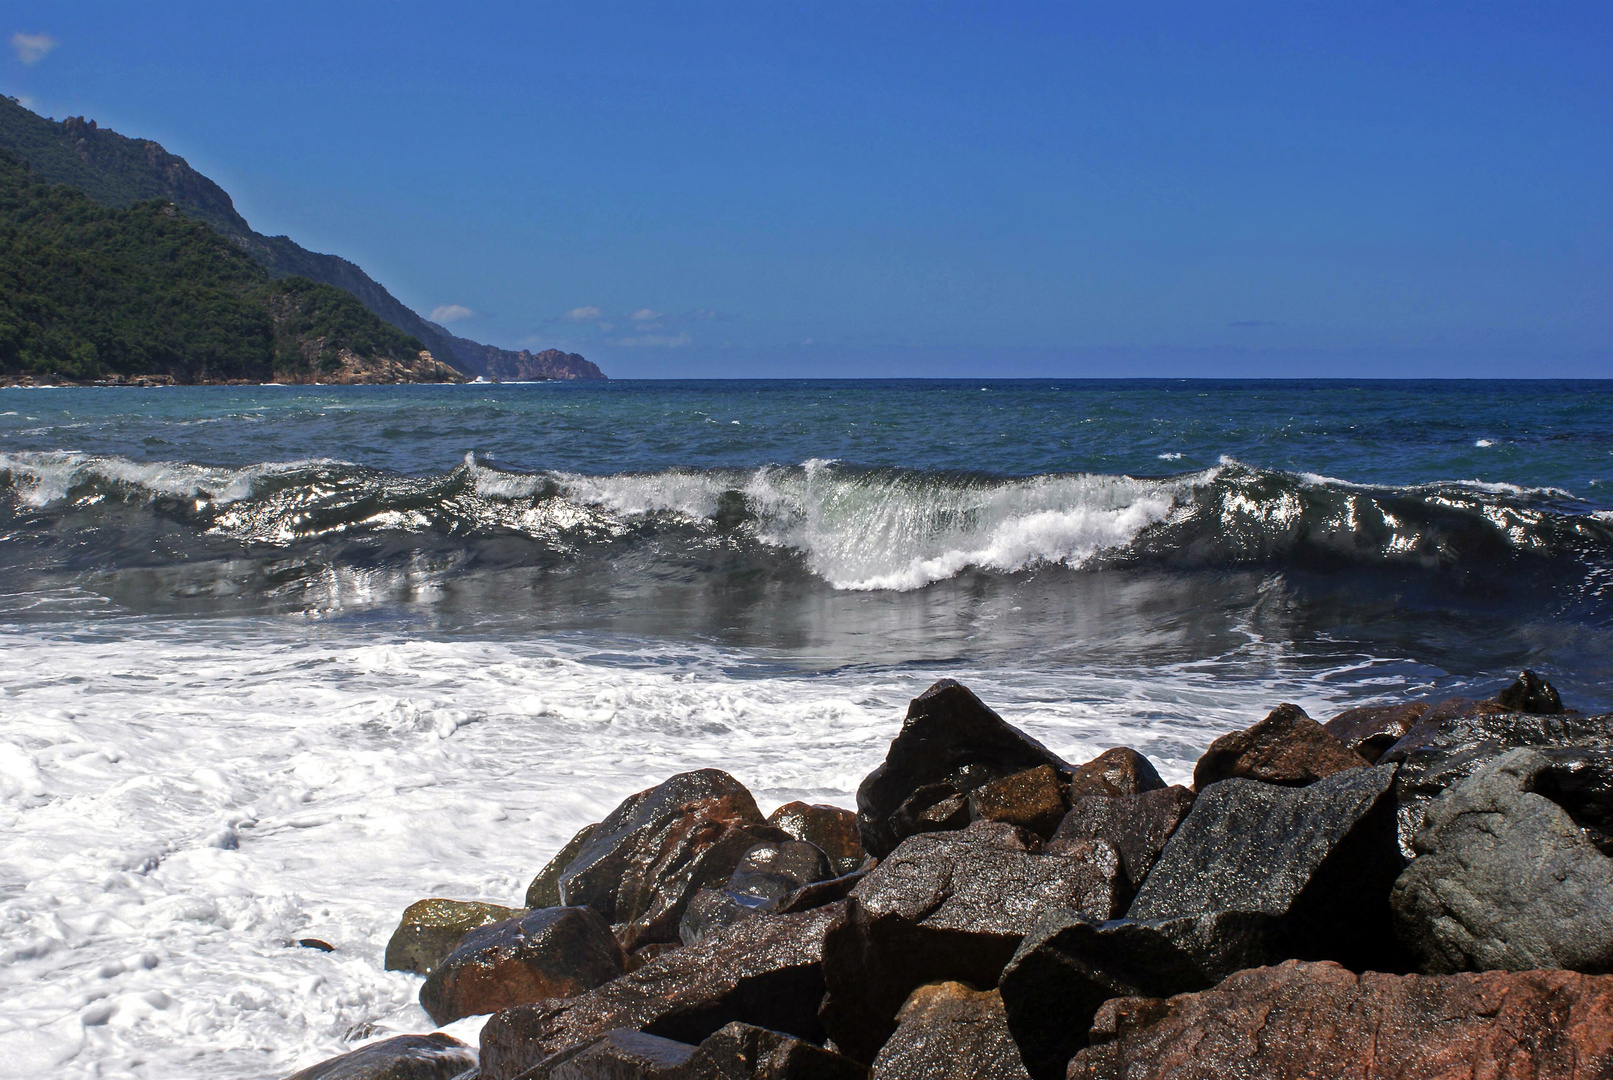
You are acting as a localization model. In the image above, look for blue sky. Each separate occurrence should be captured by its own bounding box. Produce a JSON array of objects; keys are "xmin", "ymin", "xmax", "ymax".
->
[{"xmin": 5, "ymin": 3, "xmax": 1610, "ymax": 377}]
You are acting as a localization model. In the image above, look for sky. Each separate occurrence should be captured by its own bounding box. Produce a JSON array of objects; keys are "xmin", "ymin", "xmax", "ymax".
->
[{"xmin": 4, "ymin": 3, "xmax": 1611, "ymax": 378}]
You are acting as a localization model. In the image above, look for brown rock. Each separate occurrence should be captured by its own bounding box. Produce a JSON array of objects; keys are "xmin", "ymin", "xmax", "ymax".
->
[
  {"xmin": 479, "ymin": 904, "xmax": 845, "ymax": 1080},
  {"xmin": 1068, "ymin": 960, "xmax": 1613, "ymax": 1080},
  {"xmin": 527, "ymin": 824, "xmax": 598, "ymax": 910},
  {"xmin": 1496, "ymin": 669, "xmax": 1566, "ymax": 715},
  {"xmin": 819, "ymin": 825, "xmax": 1123, "ymax": 1062},
  {"xmin": 282, "ymin": 1033, "xmax": 478, "ymax": 1080},
  {"xmin": 871, "ymin": 983, "xmax": 1029, "ymax": 1080},
  {"xmin": 969, "ymin": 765, "xmax": 1069, "ymax": 837},
  {"xmin": 559, "ymin": 770, "xmax": 792, "ymax": 949},
  {"xmin": 1065, "ymin": 749, "xmax": 1165, "ymax": 799},
  {"xmin": 1046, "ymin": 786, "xmax": 1196, "ymax": 899},
  {"xmin": 767, "ymin": 802, "xmax": 867, "ymax": 876},
  {"xmin": 419, "ymin": 906, "xmax": 624, "ymax": 1026},
  {"xmin": 1193, "ymin": 703, "xmax": 1369, "ymax": 790},
  {"xmin": 544, "ymin": 1029, "xmax": 695, "ymax": 1079},
  {"xmin": 384, "ymin": 898, "xmax": 525, "ymax": 976},
  {"xmin": 520, "ymin": 1023, "xmax": 866, "ymax": 1080},
  {"xmin": 1323, "ymin": 702, "xmax": 1429, "ymax": 763}
]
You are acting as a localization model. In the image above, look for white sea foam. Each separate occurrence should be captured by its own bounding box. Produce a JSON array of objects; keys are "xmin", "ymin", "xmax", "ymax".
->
[
  {"xmin": 0, "ymin": 618, "xmax": 1405, "ymax": 1079},
  {"xmin": 1475, "ymin": 439, "xmax": 1496, "ymax": 448},
  {"xmin": 0, "ymin": 452, "xmax": 348, "ymax": 509}
]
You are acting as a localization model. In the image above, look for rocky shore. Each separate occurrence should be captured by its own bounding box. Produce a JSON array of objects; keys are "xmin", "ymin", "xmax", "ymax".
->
[{"xmin": 286, "ymin": 672, "xmax": 1613, "ymax": 1080}]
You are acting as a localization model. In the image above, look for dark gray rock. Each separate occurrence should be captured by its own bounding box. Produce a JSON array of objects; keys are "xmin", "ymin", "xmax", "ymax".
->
[
  {"xmin": 1392, "ymin": 747, "xmax": 1613, "ymax": 974},
  {"xmin": 546, "ymin": 1029, "xmax": 696, "ymax": 1080},
  {"xmin": 528, "ymin": 824, "xmax": 598, "ymax": 910},
  {"xmin": 772, "ymin": 868, "xmax": 870, "ymax": 915},
  {"xmin": 283, "ymin": 1033, "xmax": 477, "ymax": 1080},
  {"xmin": 1496, "ymin": 669, "xmax": 1565, "ymax": 714},
  {"xmin": 1192, "ymin": 704, "xmax": 1368, "ymax": 790},
  {"xmin": 384, "ymin": 898, "xmax": 526, "ymax": 976},
  {"xmin": 680, "ymin": 1022, "xmax": 867, "ymax": 1080},
  {"xmin": 479, "ymin": 904, "xmax": 845, "ymax": 1080},
  {"xmin": 1322, "ymin": 702, "xmax": 1429, "ymax": 763},
  {"xmin": 678, "ymin": 841, "xmax": 835, "ymax": 945},
  {"xmin": 420, "ymin": 906, "xmax": 625, "ymax": 1026},
  {"xmin": 869, "ymin": 982, "xmax": 1029, "ymax": 1080},
  {"xmin": 558, "ymin": 770, "xmax": 792, "ymax": 950},
  {"xmin": 856, "ymin": 680, "xmax": 1072, "ymax": 859},
  {"xmin": 1046, "ymin": 786, "xmax": 1196, "ymax": 901},
  {"xmin": 819, "ymin": 825, "xmax": 1122, "ymax": 1062},
  {"xmin": 1064, "ymin": 749, "xmax": 1165, "ymax": 800},
  {"xmin": 766, "ymin": 803, "xmax": 867, "ymax": 877}
]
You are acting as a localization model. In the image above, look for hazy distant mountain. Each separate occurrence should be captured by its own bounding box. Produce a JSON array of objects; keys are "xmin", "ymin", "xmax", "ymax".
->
[{"xmin": 0, "ymin": 96, "xmax": 604, "ymax": 381}]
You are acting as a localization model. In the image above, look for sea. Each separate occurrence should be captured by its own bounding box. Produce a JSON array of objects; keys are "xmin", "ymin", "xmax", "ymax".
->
[{"xmin": 2, "ymin": 378, "xmax": 1611, "ymax": 1078}]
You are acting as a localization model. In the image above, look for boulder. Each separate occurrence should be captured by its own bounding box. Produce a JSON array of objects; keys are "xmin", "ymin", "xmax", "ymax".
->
[
  {"xmin": 1192, "ymin": 704, "xmax": 1368, "ymax": 789},
  {"xmin": 1046, "ymin": 786, "xmax": 1196, "ymax": 900},
  {"xmin": 479, "ymin": 904, "xmax": 844, "ymax": 1080},
  {"xmin": 420, "ymin": 906, "xmax": 625, "ymax": 1026},
  {"xmin": 767, "ymin": 802, "xmax": 866, "ymax": 876},
  {"xmin": 1322, "ymin": 702, "xmax": 1428, "ymax": 763},
  {"xmin": 558, "ymin": 770, "xmax": 793, "ymax": 950},
  {"xmin": 772, "ymin": 868, "xmax": 870, "ymax": 915},
  {"xmin": 819, "ymin": 824, "xmax": 1123, "ymax": 1062},
  {"xmin": 1496, "ymin": 668, "xmax": 1565, "ymax": 714},
  {"xmin": 527, "ymin": 824, "xmax": 598, "ymax": 909},
  {"xmin": 1392, "ymin": 747, "xmax": 1613, "ymax": 974},
  {"xmin": 678, "ymin": 840, "xmax": 835, "ymax": 945},
  {"xmin": 1066, "ymin": 960, "xmax": 1613, "ymax": 1080},
  {"xmin": 1064, "ymin": 749, "xmax": 1164, "ymax": 799},
  {"xmin": 545, "ymin": 1029, "xmax": 695, "ymax": 1079},
  {"xmin": 968, "ymin": 765, "xmax": 1069, "ymax": 837},
  {"xmin": 870, "ymin": 982, "xmax": 1029, "ymax": 1080},
  {"xmin": 1381, "ymin": 706, "xmax": 1613, "ymax": 856},
  {"xmin": 856, "ymin": 680, "xmax": 1073, "ymax": 859},
  {"xmin": 522, "ymin": 1023, "xmax": 866, "ymax": 1080},
  {"xmin": 283, "ymin": 1033, "xmax": 477, "ymax": 1080},
  {"xmin": 384, "ymin": 898, "xmax": 526, "ymax": 976},
  {"xmin": 679, "ymin": 888, "xmax": 766, "ymax": 947}
]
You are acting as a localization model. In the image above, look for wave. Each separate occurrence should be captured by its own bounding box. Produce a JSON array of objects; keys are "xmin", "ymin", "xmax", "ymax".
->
[{"xmin": 2, "ymin": 450, "xmax": 1609, "ymax": 596}]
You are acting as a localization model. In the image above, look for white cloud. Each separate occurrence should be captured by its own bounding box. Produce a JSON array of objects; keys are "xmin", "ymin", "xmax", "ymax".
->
[
  {"xmin": 11, "ymin": 32, "xmax": 56, "ymax": 66},
  {"xmin": 610, "ymin": 332, "xmax": 692, "ymax": 348},
  {"xmin": 566, "ymin": 305, "xmax": 602, "ymax": 322},
  {"xmin": 630, "ymin": 308, "xmax": 660, "ymax": 322},
  {"xmin": 429, "ymin": 303, "xmax": 474, "ymax": 324}
]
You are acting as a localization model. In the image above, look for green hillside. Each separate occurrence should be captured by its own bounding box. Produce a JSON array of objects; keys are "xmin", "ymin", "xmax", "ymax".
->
[{"xmin": 0, "ymin": 151, "xmax": 442, "ymax": 383}]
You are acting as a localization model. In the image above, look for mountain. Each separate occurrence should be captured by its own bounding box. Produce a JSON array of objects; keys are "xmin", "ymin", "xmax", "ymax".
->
[
  {"xmin": 0, "ymin": 96, "xmax": 604, "ymax": 381},
  {"xmin": 0, "ymin": 150, "xmax": 462, "ymax": 385}
]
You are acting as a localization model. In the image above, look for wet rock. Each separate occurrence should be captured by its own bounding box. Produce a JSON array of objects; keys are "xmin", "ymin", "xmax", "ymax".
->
[
  {"xmin": 625, "ymin": 942, "xmax": 681, "ymax": 973},
  {"xmin": 479, "ymin": 904, "xmax": 844, "ymax": 1080},
  {"xmin": 1192, "ymin": 703, "xmax": 1368, "ymax": 790},
  {"xmin": 679, "ymin": 888, "xmax": 767, "ymax": 946},
  {"xmin": 527, "ymin": 824, "xmax": 597, "ymax": 910},
  {"xmin": 682, "ymin": 1022, "xmax": 867, "ymax": 1080},
  {"xmin": 546, "ymin": 1029, "xmax": 695, "ymax": 1079},
  {"xmin": 1064, "ymin": 749, "xmax": 1164, "ymax": 799},
  {"xmin": 1066, "ymin": 960, "xmax": 1613, "ymax": 1080},
  {"xmin": 767, "ymin": 802, "xmax": 866, "ymax": 876},
  {"xmin": 772, "ymin": 868, "xmax": 870, "ymax": 915},
  {"xmin": 870, "ymin": 983, "xmax": 1029, "ymax": 1080},
  {"xmin": 1046, "ymin": 786, "xmax": 1196, "ymax": 900},
  {"xmin": 1382, "ymin": 706, "xmax": 1613, "ymax": 856},
  {"xmin": 968, "ymin": 765, "xmax": 1069, "ymax": 837},
  {"xmin": 1496, "ymin": 668, "xmax": 1565, "ymax": 714},
  {"xmin": 1322, "ymin": 702, "xmax": 1429, "ymax": 763},
  {"xmin": 819, "ymin": 825, "xmax": 1122, "ymax": 1062},
  {"xmin": 1392, "ymin": 748, "xmax": 1613, "ymax": 974},
  {"xmin": 856, "ymin": 680, "xmax": 1072, "ymax": 859},
  {"xmin": 677, "ymin": 841, "xmax": 835, "ymax": 945},
  {"xmin": 385, "ymin": 899, "xmax": 527, "ymax": 976},
  {"xmin": 420, "ymin": 906, "xmax": 625, "ymax": 1026},
  {"xmin": 559, "ymin": 770, "xmax": 793, "ymax": 949},
  {"xmin": 283, "ymin": 1033, "xmax": 478, "ymax": 1080}
]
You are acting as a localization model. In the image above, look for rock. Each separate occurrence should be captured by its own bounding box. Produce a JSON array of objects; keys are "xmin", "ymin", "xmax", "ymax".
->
[
  {"xmin": 968, "ymin": 765, "xmax": 1069, "ymax": 837},
  {"xmin": 559, "ymin": 770, "xmax": 793, "ymax": 950},
  {"xmin": 1131, "ymin": 763, "xmax": 1403, "ymax": 971},
  {"xmin": 1381, "ymin": 706, "xmax": 1613, "ymax": 856},
  {"xmin": 527, "ymin": 824, "xmax": 598, "ymax": 910},
  {"xmin": 546, "ymin": 1029, "xmax": 695, "ymax": 1079},
  {"xmin": 1046, "ymin": 786, "xmax": 1196, "ymax": 900},
  {"xmin": 1066, "ymin": 960, "xmax": 1613, "ymax": 1080},
  {"xmin": 857, "ymin": 680, "xmax": 1073, "ymax": 859},
  {"xmin": 420, "ymin": 906, "xmax": 625, "ymax": 1026},
  {"xmin": 772, "ymin": 868, "xmax": 870, "ymax": 915},
  {"xmin": 1192, "ymin": 703, "xmax": 1368, "ymax": 789},
  {"xmin": 384, "ymin": 899, "xmax": 526, "ymax": 976},
  {"xmin": 682, "ymin": 1022, "xmax": 867, "ymax": 1080},
  {"xmin": 767, "ymin": 802, "xmax": 867, "ymax": 876},
  {"xmin": 1392, "ymin": 747, "xmax": 1613, "ymax": 974},
  {"xmin": 283, "ymin": 1033, "xmax": 477, "ymax": 1080},
  {"xmin": 819, "ymin": 825, "xmax": 1123, "ymax": 1062},
  {"xmin": 1064, "ymin": 749, "xmax": 1164, "ymax": 799},
  {"xmin": 1322, "ymin": 702, "xmax": 1429, "ymax": 763},
  {"xmin": 677, "ymin": 840, "xmax": 836, "ymax": 945},
  {"xmin": 1496, "ymin": 668, "xmax": 1565, "ymax": 714},
  {"xmin": 870, "ymin": 983, "xmax": 1029, "ymax": 1080},
  {"xmin": 478, "ymin": 904, "xmax": 844, "ymax": 1080}
]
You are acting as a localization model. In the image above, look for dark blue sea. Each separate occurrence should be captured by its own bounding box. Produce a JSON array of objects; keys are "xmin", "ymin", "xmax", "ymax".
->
[{"xmin": 2, "ymin": 379, "xmax": 1611, "ymax": 1075}]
